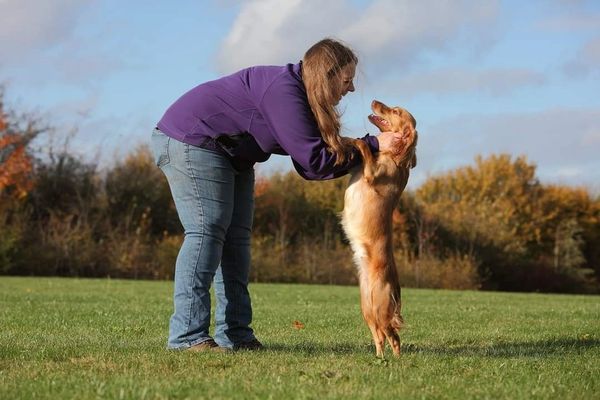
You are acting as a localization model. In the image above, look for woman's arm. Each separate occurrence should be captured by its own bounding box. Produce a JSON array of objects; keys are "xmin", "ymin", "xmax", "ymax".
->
[{"xmin": 259, "ymin": 79, "xmax": 378, "ymax": 180}]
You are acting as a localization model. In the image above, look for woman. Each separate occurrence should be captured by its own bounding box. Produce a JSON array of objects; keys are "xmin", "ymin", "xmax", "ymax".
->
[{"xmin": 152, "ymin": 38, "xmax": 400, "ymax": 351}]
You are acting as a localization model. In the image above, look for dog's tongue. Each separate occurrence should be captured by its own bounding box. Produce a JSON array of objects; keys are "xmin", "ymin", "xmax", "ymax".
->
[{"xmin": 369, "ymin": 114, "xmax": 387, "ymax": 125}]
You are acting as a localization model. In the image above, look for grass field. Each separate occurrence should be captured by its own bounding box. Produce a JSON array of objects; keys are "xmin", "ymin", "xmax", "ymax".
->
[{"xmin": 1, "ymin": 277, "xmax": 599, "ymax": 399}]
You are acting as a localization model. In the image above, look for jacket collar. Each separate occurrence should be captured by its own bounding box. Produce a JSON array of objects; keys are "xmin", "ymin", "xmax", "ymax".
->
[{"xmin": 293, "ymin": 61, "xmax": 303, "ymax": 80}]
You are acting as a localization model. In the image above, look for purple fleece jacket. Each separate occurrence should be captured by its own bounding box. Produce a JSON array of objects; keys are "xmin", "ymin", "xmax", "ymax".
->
[{"xmin": 157, "ymin": 62, "xmax": 379, "ymax": 180}]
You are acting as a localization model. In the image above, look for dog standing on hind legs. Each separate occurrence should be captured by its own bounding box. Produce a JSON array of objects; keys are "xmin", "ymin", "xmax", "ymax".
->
[{"xmin": 342, "ymin": 100, "xmax": 418, "ymax": 358}]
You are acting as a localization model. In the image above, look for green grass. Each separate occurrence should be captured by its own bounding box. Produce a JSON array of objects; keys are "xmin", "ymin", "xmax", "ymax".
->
[{"xmin": 1, "ymin": 277, "xmax": 599, "ymax": 399}]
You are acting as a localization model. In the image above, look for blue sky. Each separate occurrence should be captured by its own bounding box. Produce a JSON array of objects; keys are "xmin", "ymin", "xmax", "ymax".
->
[{"xmin": 1, "ymin": 0, "xmax": 599, "ymax": 191}]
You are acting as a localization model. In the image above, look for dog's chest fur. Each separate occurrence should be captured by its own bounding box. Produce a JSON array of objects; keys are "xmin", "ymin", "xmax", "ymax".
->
[
  {"xmin": 342, "ymin": 169, "xmax": 372, "ymax": 270},
  {"xmin": 342, "ymin": 156, "xmax": 406, "ymax": 272}
]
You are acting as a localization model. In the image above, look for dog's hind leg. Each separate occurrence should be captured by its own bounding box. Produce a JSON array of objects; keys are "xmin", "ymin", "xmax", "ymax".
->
[
  {"xmin": 368, "ymin": 323, "xmax": 386, "ymax": 358},
  {"xmin": 359, "ymin": 277, "xmax": 382, "ymax": 357},
  {"xmin": 384, "ymin": 326, "xmax": 401, "ymax": 356},
  {"xmin": 359, "ymin": 275, "xmax": 387, "ymax": 358}
]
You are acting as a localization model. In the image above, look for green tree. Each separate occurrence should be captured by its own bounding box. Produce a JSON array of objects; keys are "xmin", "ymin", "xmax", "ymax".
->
[
  {"xmin": 417, "ymin": 154, "xmax": 542, "ymax": 258},
  {"xmin": 553, "ymin": 218, "xmax": 585, "ymax": 270},
  {"xmin": 104, "ymin": 145, "xmax": 179, "ymax": 237}
]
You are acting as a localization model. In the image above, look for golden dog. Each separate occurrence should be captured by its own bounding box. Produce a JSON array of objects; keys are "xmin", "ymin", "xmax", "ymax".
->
[{"xmin": 342, "ymin": 100, "xmax": 417, "ymax": 357}]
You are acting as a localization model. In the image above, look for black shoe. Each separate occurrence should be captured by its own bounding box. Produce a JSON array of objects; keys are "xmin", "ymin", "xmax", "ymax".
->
[{"xmin": 233, "ymin": 338, "xmax": 264, "ymax": 351}]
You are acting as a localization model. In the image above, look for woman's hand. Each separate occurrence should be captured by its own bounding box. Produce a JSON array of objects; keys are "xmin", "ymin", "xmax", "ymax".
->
[{"xmin": 376, "ymin": 131, "xmax": 407, "ymax": 152}]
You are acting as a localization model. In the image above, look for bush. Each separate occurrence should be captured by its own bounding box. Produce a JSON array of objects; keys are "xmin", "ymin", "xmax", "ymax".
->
[
  {"xmin": 104, "ymin": 210, "xmax": 154, "ymax": 279},
  {"xmin": 0, "ymin": 204, "xmax": 25, "ymax": 273},
  {"xmin": 398, "ymin": 252, "xmax": 481, "ymax": 290},
  {"xmin": 154, "ymin": 234, "xmax": 182, "ymax": 280},
  {"xmin": 251, "ymin": 235, "xmax": 355, "ymax": 285},
  {"xmin": 104, "ymin": 145, "xmax": 181, "ymax": 238}
]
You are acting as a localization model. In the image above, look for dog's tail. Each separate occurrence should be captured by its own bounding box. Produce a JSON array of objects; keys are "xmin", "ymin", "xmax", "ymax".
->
[
  {"xmin": 390, "ymin": 289, "xmax": 404, "ymax": 331},
  {"xmin": 388, "ymin": 267, "xmax": 404, "ymax": 331},
  {"xmin": 369, "ymin": 267, "xmax": 404, "ymax": 332},
  {"xmin": 352, "ymin": 139, "xmax": 376, "ymax": 182}
]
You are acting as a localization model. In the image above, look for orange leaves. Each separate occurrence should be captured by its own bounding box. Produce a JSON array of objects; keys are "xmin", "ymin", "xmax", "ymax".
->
[
  {"xmin": 0, "ymin": 94, "xmax": 38, "ymax": 200},
  {"xmin": 254, "ymin": 176, "xmax": 270, "ymax": 197},
  {"xmin": 0, "ymin": 133, "xmax": 34, "ymax": 199},
  {"xmin": 416, "ymin": 153, "xmax": 543, "ymax": 256},
  {"xmin": 0, "ymin": 112, "xmax": 7, "ymax": 131},
  {"xmin": 292, "ymin": 320, "xmax": 305, "ymax": 330}
]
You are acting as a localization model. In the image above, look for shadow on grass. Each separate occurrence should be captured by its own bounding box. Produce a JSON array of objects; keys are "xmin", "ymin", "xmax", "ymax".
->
[
  {"xmin": 404, "ymin": 337, "xmax": 600, "ymax": 358},
  {"xmin": 267, "ymin": 342, "xmax": 368, "ymax": 355},
  {"xmin": 266, "ymin": 338, "xmax": 600, "ymax": 358}
]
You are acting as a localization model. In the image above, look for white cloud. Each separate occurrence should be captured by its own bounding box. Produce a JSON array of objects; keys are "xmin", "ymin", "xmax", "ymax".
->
[
  {"xmin": 216, "ymin": 0, "xmax": 356, "ymax": 73},
  {"xmin": 582, "ymin": 129, "xmax": 600, "ymax": 145},
  {"xmin": 0, "ymin": 0, "xmax": 128, "ymax": 87},
  {"xmin": 564, "ymin": 36, "xmax": 600, "ymax": 77},
  {"xmin": 341, "ymin": 0, "xmax": 499, "ymax": 65},
  {"xmin": 217, "ymin": 0, "xmax": 500, "ymax": 73},
  {"xmin": 0, "ymin": 0, "xmax": 91, "ymax": 63},
  {"xmin": 417, "ymin": 107, "xmax": 600, "ymax": 186},
  {"xmin": 555, "ymin": 166, "xmax": 583, "ymax": 178},
  {"xmin": 373, "ymin": 68, "xmax": 546, "ymax": 98},
  {"xmin": 536, "ymin": 12, "xmax": 600, "ymax": 31}
]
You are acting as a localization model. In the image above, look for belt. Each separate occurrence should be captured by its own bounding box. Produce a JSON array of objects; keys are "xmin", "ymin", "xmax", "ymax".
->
[
  {"xmin": 197, "ymin": 136, "xmax": 225, "ymax": 154},
  {"xmin": 197, "ymin": 135, "xmax": 255, "ymax": 172}
]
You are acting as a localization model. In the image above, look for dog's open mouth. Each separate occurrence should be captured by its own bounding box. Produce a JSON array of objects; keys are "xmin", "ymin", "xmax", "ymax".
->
[{"xmin": 368, "ymin": 114, "xmax": 390, "ymax": 130}]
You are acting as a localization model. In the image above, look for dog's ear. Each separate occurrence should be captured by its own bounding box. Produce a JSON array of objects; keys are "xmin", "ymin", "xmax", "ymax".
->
[
  {"xmin": 410, "ymin": 152, "xmax": 417, "ymax": 169},
  {"xmin": 391, "ymin": 125, "xmax": 417, "ymax": 168},
  {"xmin": 409, "ymin": 130, "xmax": 418, "ymax": 169}
]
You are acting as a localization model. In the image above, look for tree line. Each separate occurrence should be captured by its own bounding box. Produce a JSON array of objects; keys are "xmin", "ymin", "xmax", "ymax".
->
[{"xmin": 1, "ymin": 90, "xmax": 598, "ymax": 293}]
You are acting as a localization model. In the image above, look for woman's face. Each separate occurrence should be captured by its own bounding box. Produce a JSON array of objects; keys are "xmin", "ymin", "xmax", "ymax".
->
[{"xmin": 333, "ymin": 62, "xmax": 356, "ymax": 105}]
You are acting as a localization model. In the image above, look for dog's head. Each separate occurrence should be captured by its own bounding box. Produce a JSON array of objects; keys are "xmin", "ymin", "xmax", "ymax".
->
[{"xmin": 368, "ymin": 100, "xmax": 417, "ymax": 169}]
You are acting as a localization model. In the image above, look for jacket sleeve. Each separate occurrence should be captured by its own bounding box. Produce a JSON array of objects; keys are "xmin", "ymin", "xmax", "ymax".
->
[{"xmin": 258, "ymin": 78, "xmax": 379, "ymax": 180}]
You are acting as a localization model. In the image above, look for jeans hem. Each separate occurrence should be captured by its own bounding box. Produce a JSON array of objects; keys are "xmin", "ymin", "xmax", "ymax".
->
[{"xmin": 167, "ymin": 337, "xmax": 215, "ymax": 350}]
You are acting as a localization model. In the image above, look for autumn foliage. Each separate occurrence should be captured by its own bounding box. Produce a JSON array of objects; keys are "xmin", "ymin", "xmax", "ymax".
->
[
  {"xmin": 0, "ymin": 134, "xmax": 33, "ymax": 198},
  {"xmin": 0, "ymin": 91, "xmax": 598, "ymax": 293},
  {"xmin": 414, "ymin": 155, "xmax": 599, "ymax": 291},
  {"xmin": 0, "ymin": 100, "xmax": 35, "ymax": 199}
]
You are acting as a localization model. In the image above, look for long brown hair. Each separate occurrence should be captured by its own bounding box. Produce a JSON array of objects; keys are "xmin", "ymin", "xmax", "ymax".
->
[{"xmin": 302, "ymin": 38, "xmax": 357, "ymax": 165}]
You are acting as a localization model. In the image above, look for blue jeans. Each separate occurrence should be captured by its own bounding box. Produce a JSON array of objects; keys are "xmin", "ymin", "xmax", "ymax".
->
[{"xmin": 151, "ymin": 128, "xmax": 256, "ymax": 349}]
